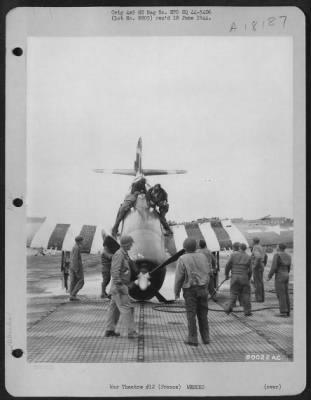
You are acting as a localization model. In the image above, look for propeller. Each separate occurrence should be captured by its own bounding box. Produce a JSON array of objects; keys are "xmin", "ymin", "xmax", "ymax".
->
[
  {"xmin": 149, "ymin": 249, "xmax": 185, "ymax": 275},
  {"xmin": 135, "ymin": 249, "xmax": 185, "ymax": 291}
]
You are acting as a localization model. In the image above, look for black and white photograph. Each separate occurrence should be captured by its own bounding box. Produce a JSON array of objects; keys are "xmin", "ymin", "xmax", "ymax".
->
[{"xmin": 5, "ymin": 6, "xmax": 306, "ymax": 397}]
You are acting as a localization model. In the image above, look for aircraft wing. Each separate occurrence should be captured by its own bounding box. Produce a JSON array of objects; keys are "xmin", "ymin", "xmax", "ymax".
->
[
  {"xmin": 27, "ymin": 216, "xmax": 293, "ymax": 255},
  {"xmin": 27, "ymin": 217, "xmax": 105, "ymax": 254},
  {"xmin": 143, "ymin": 169, "xmax": 187, "ymax": 176},
  {"xmin": 93, "ymin": 169, "xmax": 136, "ymax": 176},
  {"xmin": 169, "ymin": 218, "xmax": 293, "ymax": 251}
]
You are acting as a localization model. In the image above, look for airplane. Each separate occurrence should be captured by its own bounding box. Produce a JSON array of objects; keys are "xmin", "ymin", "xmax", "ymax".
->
[{"xmin": 27, "ymin": 138, "xmax": 294, "ymax": 301}]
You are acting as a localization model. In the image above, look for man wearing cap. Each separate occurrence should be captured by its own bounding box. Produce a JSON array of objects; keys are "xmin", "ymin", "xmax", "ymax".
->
[
  {"xmin": 197, "ymin": 240, "xmax": 218, "ymax": 301},
  {"xmin": 225, "ymin": 242, "xmax": 252, "ymax": 316},
  {"xmin": 104, "ymin": 235, "xmax": 138, "ymax": 339},
  {"xmin": 69, "ymin": 235, "xmax": 85, "ymax": 301},
  {"xmin": 174, "ymin": 237, "xmax": 211, "ymax": 346},
  {"xmin": 267, "ymin": 243, "xmax": 291, "ymax": 317},
  {"xmin": 251, "ymin": 237, "xmax": 266, "ymax": 302}
]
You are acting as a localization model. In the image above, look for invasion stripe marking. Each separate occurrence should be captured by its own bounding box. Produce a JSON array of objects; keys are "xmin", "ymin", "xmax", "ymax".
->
[
  {"xmin": 31, "ymin": 219, "xmax": 59, "ymax": 249},
  {"xmin": 47, "ymin": 224, "xmax": 70, "ymax": 250},
  {"xmin": 90, "ymin": 227, "xmax": 105, "ymax": 254},
  {"xmin": 184, "ymin": 222, "xmax": 205, "ymax": 242},
  {"xmin": 26, "ymin": 218, "xmax": 46, "ymax": 247},
  {"xmin": 198, "ymin": 222, "xmax": 220, "ymax": 252},
  {"xmin": 62, "ymin": 223, "xmax": 83, "ymax": 251},
  {"xmin": 210, "ymin": 220, "xmax": 232, "ymax": 250},
  {"xmin": 80, "ymin": 225, "xmax": 96, "ymax": 254},
  {"xmin": 222, "ymin": 219, "xmax": 249, "ymax": 247},
  {"xmin": 171, "ymin": 224, "xmax": 188, "ymax": 251}
]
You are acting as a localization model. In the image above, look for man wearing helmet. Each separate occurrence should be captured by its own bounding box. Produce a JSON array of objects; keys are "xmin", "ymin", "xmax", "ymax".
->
[
  {"xmin": 147, "ymin": 183, "xmax": 172, "ymax": 235},
  {"xmin": 104, "ymin": 235, "xmax": 139, "ymax": 339},
  {"xmin": 174, "ymin": 237, "xmax": 211, "ymax": 346}
]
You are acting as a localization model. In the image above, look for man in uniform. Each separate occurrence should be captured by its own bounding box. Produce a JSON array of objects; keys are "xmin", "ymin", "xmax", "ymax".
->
[
  {"xmin": 61, "ymin": 250, "xmax": 71, "ymax": 292},
  {"xmin": 267, "ymin": 243, "xmax": 291, "ymax": 317},
  {"xmin": 147, "ymin": 184, "xmax": 172, "ymax": 235},
  {"xmin": 197, "ymin": 240, "xmax": 218, "ymax": 301},
  {"xmin": 174, "ymin": 237, "xmax": 211, "ymax": 346},
  {"xmin": 100, "ymin": 236, "xmax": 114, "ymax": 299},
  {"xmin": 69, "ymin": 235, "xmax": 84, "ymax": 301},
  {"xmin": 251, "ymin": 237, "xmax": 266, "ymax": 302},
  {"xmin": 225, "ymin": 242, "xmax": 252, "ymax": 316},
  {"xmin": 104, "ymin": 235, "xmax": 139, "ymax": 339},
  {"xmin": 111, "ymin": 191, "xmax": 139, "ymax": 237},
  {"xmin": 131, "ymin": 177, "xmax": 147, "ymax": 194}
]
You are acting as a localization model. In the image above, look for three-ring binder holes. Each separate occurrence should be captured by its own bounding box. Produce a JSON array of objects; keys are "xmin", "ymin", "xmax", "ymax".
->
[
  {"xmin": 12, "ymin": 349, "xmax": 23, "ymax": 358},
  {"xmin": 13, "ymin": 198, "xmax": 23, "ymax": 207},
  {"xmin": 12, "ymin": 47, "xmax": 23, "ymax": 56}
]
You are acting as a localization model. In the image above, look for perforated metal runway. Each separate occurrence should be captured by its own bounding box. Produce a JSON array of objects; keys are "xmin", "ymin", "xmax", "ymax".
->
[{"xmin": 27, "ymin": 296, "xmax": 293, "ymax": 363}]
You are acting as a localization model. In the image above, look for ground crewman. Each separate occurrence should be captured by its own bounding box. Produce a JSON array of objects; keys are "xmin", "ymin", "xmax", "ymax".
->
[
  {"xmin": 100, "ymin": 236, "xmax": 113, "ymax": 299},
  {"xmin": 197, "ymin": 239, "xmax": 217, "ymax": 301},
  {"xmin": 104, "ymin": 235, "xmax": 138, "ymax": 339},
  {"xmin": 225, "ymin": 242, "xmax": 252, "ymax": 316},
  {"xmin": 251, "ymin": 237, "xmax": 266, "ymax": 302},
  {"xmin": 267, "ymin": 243, "xmax": 291, "ymax": 317},
  {"xmin": 174, "ymin": 237, "xmax": 211, "ymax": 346},
  {"xmin": 61, "ymin": 250, "xmax": 70, "ymax": 292},
  {"xmin": 69, "ymin": 236, "xmax": 84, "ymax": 301}
]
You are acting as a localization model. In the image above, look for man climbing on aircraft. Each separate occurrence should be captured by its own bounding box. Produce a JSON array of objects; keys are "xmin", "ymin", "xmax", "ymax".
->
[
  {"xmin": 147, "ymin": 184, "xmax": 173, "ymax": 235},
  {"xmin": 131, "ymin": 176, "xmax": 148, "ymax": 194},
  {"xmin": 111, "ymin": 191, "xmax": 140, "ymax": 238}
]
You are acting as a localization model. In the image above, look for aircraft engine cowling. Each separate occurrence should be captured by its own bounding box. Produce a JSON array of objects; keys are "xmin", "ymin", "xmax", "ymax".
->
[{"xmin": 129, "ymin": 259, "xmax": 166, "ymax": 301}]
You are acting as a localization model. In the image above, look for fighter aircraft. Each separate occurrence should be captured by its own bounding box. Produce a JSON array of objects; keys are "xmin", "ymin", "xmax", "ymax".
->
[{"xmin": 27, "ymin": 138, "xmax": 294, "ymax": 301}]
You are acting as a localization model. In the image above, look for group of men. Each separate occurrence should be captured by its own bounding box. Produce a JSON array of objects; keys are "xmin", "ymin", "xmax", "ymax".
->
[
  {"xmin": 66, "ymin": 233, "xmax": 291, "ymax": 347},
  {"xmin": 224, "ymin": 238, "xmax": 291, "ymax": 318},
  {"xmin": 111, "ymin": 179, "xmax": 172, "ymax": 237}
]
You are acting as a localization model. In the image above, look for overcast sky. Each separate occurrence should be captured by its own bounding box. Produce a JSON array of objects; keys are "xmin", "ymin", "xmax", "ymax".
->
[{"xmin": 26, "ymin": 36, "xmax": 292, "ymax": 228}]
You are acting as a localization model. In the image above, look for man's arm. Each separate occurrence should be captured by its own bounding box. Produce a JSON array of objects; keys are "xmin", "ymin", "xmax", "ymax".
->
[
  {"xmin": 111, "ymin": 251, "xmax": 124, "ymax": 286},
  {"xmin": 174, "ymin": 259, "xmax": 185, "ymax": 298},
  {"xmin": 267, "ymin": 254, "xmax": 279, "ymax": 280},
  {"xmin": 70, "ymin": 247, "xmax": 80, "ymax": 272},
  {"xmin": 224, "ymin": 255, "xmax": 233, "ymax": 278}
]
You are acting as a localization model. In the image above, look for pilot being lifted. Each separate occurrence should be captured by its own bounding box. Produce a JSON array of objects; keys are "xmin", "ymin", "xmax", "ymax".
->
[{"xmin": 147, "ymin": 184, "xmax": 173, "ymax": 236}]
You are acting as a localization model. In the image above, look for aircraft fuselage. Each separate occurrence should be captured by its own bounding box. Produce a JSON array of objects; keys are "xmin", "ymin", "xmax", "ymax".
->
[{"xmin": 121, "ymin": 194, "xmax": 168, "ymax": 300}]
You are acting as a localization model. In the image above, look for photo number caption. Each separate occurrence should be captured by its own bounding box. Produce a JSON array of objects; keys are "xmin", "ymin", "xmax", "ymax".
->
[{"xmin": 111, "ymin": 8, "xmax": 212, "ymax": 22}]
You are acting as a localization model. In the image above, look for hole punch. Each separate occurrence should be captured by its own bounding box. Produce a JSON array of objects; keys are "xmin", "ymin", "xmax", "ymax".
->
[
  {"xmin": 12, "ymin": 47, "xmax": 23, "ymax": 56},
  {"xmin": 12, "ymin": 349, "xmax": 23, "ymax": 358},
  {"xmin": 13, "ymin": 198, "xmax": 23, "ymax": 207}
]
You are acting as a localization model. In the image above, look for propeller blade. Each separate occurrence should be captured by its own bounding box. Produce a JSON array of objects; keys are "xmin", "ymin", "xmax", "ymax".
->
[{"xmin": 149, "ymin": 249, "xmax": 185, "ymax": 275}]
